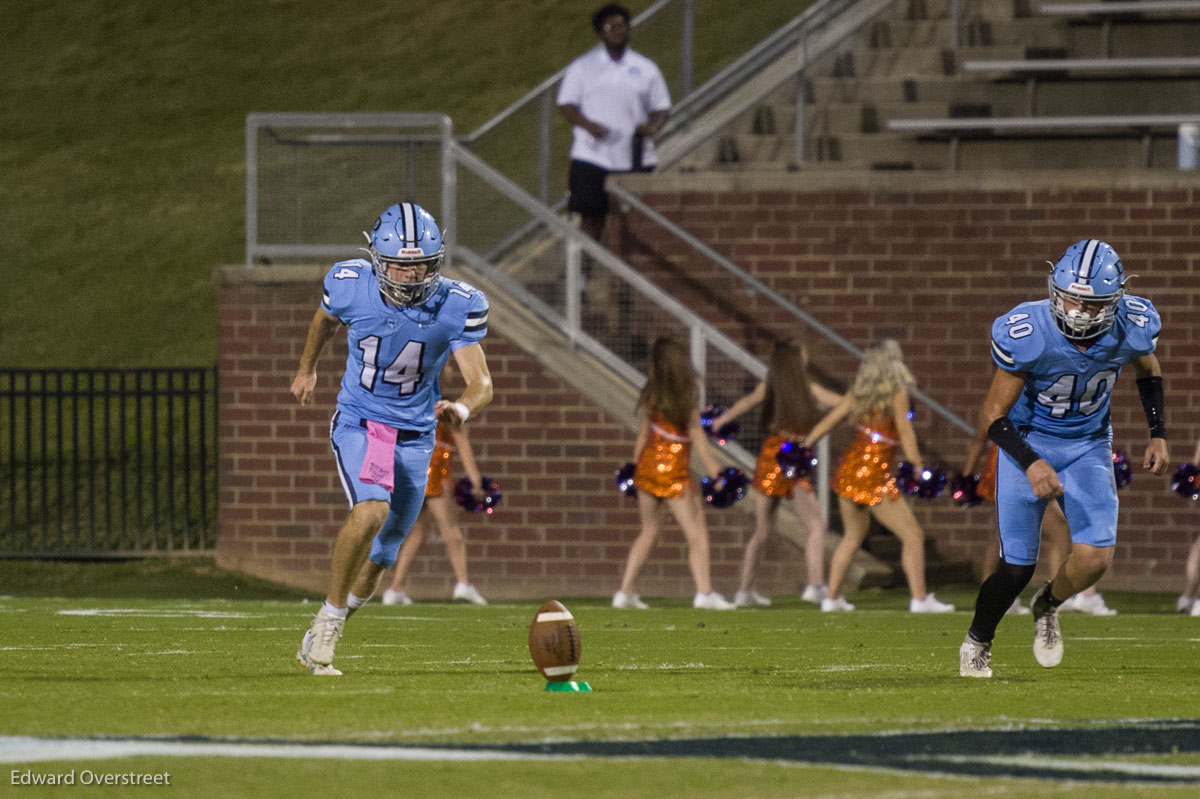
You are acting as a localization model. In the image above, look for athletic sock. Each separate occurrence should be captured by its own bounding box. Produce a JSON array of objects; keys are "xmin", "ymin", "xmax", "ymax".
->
[
  {"xmin": 320, "ymin": 601, "xmax": 348, "ymax": 619},
  {"xmin": 346, "ymin": 593, "xmax": 369, "ymax": 610},
  {"xmin": 1030, "ymin": 581, "xmax": 1065, "ymax": 617},
  {"xmin": 968, "ymin": 560, "xmax": 1036, "ymax": 643}
]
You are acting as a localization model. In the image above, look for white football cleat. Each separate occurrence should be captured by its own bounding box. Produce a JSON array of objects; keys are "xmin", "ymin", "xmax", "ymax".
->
[
  {"xmin": 381, "ymin": 589, "xmax": 413, "ymax": 606},
  {"xmin": 910, "ymin": 593, "xmax": 955, "ymax": 613},
  {"xmin": 1191, "ymin": 600, "xmax": 1200, "ymax": 618},
  {"xmin": 800, "ymin": 584, "xmax": 828, "ymax": 604},
  {"xmin": 1030, "ymin": 584, "xmax": 1064, "ymax": 668},
  {"xmin": 296, "ymin": 629, "xmax": 312, "ymax": 667},
  {"xmin": 612, "ymin": 590, "xmax": 649, "ymax": 610},
  {"xmin": 301, "ymin": 611, "xmax": 345, "ymax": 674},
  {"xmin": 820, "ymin": 596, "xmax": 855, "ymax": 612},
  {"xmin": 959, "ymin": 634, "xmax": 993, "ymax": 678},
  {"xmin": 452, "ymin": 582, "xmax": 488, "ymax": 606},
  {"xmin": 1177, "ymin": 595, "xmax": 1195, "ymax": 614},
  {"xmin": 297, "ymin": 626, "xmax": 343, "ymax": 676},
  {"xmin": 693, "ymin": 591, "xmax": 736, "ymax": 610},
  {"xmin": 733, "ymin": 590, "xmax": 772, "ymax": 607},
  {"xmin": 1060, "ymin": 591, "xmax": 1116, "ymax": 616}
]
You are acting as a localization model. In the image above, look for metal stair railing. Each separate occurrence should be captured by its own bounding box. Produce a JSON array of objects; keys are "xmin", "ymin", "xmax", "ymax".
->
[
  {"xmin": 657, "ymin": 0, "xmax": 896, "ymax": 169},
  {"xmin": 458, "ymin": 0, "xmax": 678, "ymax": 207},
  {"xmin": 459, "ymin": 0, "xmax": 880, "ymax": 246},
  {"xmin": 606, "ymin": 181, "xmax": 975, "ymax": 436},
  {"xmin": 449, "ymin": 140, "xmax": 835, "ymax": 516}
]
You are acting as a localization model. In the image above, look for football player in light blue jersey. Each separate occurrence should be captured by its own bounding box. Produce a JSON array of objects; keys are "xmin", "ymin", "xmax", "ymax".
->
[
  {"xmin": 290, "ymin": 202, "xmax": 493, "ymax": 675},
  {"xmin": 960, "ymin": 239, "xmax": 1168, "ymax": 678}
]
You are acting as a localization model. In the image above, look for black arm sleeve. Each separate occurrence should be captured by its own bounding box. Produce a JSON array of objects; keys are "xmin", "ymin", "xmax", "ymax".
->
[
  {"xmin": 1136, "ymin": 375, "xmax": 1166, "ymax": 439},
  {"xmin": 987, "ymin": 417, "xmax": 1041, "ymax": 471}
]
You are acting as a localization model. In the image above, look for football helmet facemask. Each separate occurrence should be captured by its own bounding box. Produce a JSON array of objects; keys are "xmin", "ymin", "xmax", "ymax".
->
[
  {"xmin": 1047, "ymin": 238, "xmax": 1125, "ymax": 341},
  {"xmin": 364, "ymin": 202, "xmax": 444, "ymax": 306}
]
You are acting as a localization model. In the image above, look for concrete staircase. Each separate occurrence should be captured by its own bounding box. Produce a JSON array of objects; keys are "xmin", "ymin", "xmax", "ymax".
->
[{"xmin": 671, "ymin": 0, "xmax": 1200, "ymax": 172}]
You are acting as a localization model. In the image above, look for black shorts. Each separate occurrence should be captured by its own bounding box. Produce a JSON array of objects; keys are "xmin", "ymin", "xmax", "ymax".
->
[{"xmin": 567, "ymin": 159, "xmax": 610, "ymax": 218}]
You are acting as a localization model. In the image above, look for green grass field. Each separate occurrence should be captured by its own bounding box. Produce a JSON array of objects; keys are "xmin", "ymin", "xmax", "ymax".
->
[{"xmin": 4, "ymin": 564, "xmax": 1199, "ymax": 798}]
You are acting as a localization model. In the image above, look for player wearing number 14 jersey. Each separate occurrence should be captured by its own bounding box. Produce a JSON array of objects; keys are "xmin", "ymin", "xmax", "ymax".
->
[
  {"xmin": 959, "ymin": 239, "xmax": 1169, "ymax": 678},
  {"xmin": 290, "ymin": 202, "xmax": 493, "ymax": 675}
]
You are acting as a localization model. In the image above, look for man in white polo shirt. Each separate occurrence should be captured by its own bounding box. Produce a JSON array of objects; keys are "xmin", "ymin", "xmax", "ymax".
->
[{"xmin": 557, "ymin": 3, "xmax": 671, "ymax": 242}]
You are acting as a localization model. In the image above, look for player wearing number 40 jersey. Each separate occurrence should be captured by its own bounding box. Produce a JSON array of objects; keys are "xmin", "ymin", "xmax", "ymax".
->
[
  {"xmin": 290, "ymin": 202, "xmax": 493, "ymax": 676},
  {"xmin": 959, "ymin": 239, "xmax": 1169, "ymax": 679}
]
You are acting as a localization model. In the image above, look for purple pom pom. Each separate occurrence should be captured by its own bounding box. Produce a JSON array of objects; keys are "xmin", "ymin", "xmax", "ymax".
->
[
  {"xmin": 776, "ymin": 441, "xmax": 818, "ymax": 480},
  {"xmin": 615, "ymin": 462, "xmax": 638, "ymax": 498},
  {"xmin": 1171, "ymin": 463, "xmax": 1200, "ymax": 500},
  {"xmin": 454, "ymin": 476, "xmax": 502, "ymax": 514},
  {"xmin": 895, "ymin": 461, "xmax": 947, "ymax": 499},
  {"xmin": 1111, "ymin": 449, "xmax": 1133, "ymax": 490},
  {"xmin": 950, "ymin": 473, "xmax": 982, "ymax": 507},
  {"xmin": 701, "ymin": 467, "xmax": 749, "ymax": 509},
  {"xmin": 700, "ymin": 404, "xmax": 739, "ymax": 444}
]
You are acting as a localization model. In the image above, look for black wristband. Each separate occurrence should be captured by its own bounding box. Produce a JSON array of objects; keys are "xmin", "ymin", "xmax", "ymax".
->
[
  {"xmin": 987, "ymin": 417, "xmax": 1041, "ymax": 471},
  {"xmin": 1136, "ymin": 375, "xmax": 1166, "ymax": 439}
]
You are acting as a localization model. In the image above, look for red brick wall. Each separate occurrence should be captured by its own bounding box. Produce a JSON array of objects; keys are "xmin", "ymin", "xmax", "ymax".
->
[
  {"xmin": 215, "ymin": 267, "xmax": 804, "ymax": 598},
  {"xmin": 217, "ymin": 172, "xmax": 1200, "ymax": 596},
  {"xmin": 613, "ymin": 172, "xmax": 1200, "ymax": 590}
]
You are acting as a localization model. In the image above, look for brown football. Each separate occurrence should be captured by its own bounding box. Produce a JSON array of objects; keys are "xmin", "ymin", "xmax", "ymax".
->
[{"xmin": 528, "ymin": 600, "xmax": 581, "ymax": 682}]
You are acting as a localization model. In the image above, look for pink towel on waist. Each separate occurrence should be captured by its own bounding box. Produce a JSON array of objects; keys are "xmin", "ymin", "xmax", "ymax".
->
[{"xmin": 359, "ymin": 420, "xmax": 398, "ymax": 492}]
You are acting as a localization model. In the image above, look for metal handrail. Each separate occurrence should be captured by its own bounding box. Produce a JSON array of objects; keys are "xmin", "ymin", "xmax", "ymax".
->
[
  {"xmin": 888, "ymin": 114, "xmax": 1200, "ymax": 131},
  {"xmin": 606, "ymin": 182, "xmax": 975, "ymax": 435},
  {"xmin": 451, "ymin": 143, "xmax": 761, "ymax": 377},
  {"xmin": 449, "ymin": 140, "xmax": 834, "ymax": 513},
  {"xmin": 244, "ymin": 112, "xmax": 456, "ymax": 264},
  {"xmin": 459, "ymin": 0, "xmax": 876, "ymax": 192},
  {"xmin": 656, "ymin": 0, "xmax": 895, "ymax": 169},
  {"xmin": 1040, "ymin": 0, "xmax": 1200, "ymax": 14},
  {"xmin": 662, "ymin": 0, "xmax": 862, "ymax": 135},
  {"xmin": 449, "ymin": 0, "xmax": 972, "ymax": 436},
  {"xmin": 963, "ymin": 56, "xmax": 1200, "ymax": 73}
]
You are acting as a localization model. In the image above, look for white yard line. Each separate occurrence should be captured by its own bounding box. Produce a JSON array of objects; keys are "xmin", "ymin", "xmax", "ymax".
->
[{"xmin": 0, "ymin": 736, "xmax": 573, "ymax": 764}]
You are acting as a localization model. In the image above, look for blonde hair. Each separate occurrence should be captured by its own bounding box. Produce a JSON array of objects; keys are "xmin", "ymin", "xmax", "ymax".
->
[
  {"xmin": 763, "ymin": 341, "xmax": 822, "ymax": 434},
  {"xmin": 848, "ymin": 339, "xmax": 915, "ymax": 420},
  {"xmin": 637, "ymin": 337, "xmax": 699, "ymax": 430}
]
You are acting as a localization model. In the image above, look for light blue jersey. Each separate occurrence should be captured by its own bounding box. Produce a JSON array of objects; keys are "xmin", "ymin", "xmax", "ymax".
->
[
  {"xmin": 990, "ymin": 294, "xmax": 1159, "ymax": 563},
  {"xmin": 321, "ymin": 259, "xmax": 488, "ymax": 431},
  {"xmin": 990, "ymin": 295, "xmax": 1159, "ymax": 438}
]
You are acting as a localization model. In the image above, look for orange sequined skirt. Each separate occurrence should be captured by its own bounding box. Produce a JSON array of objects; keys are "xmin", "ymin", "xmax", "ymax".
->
[
  {"xmin": 977, "ymin": 443, "xmax": 998, "ymax": 503},
  {"xmin": 633, "ymin": 424, "xmax": 691, "ymax": 499},
  {"xmin": 425, "ymin": 440, "xmax": 453, "ymax": 497},
  {"xmin": 754, "ymin": 434, "xmax": 813, "ymax": 498},
  {"xmin": 831, "ymin": 431, "xmax": 900, "ymax": 507}
]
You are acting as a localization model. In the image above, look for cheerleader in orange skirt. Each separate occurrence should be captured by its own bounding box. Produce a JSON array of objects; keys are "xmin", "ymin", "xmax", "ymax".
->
[
  {"xmin": 380, "ymin": 421, "xmax": 489, "ymax": 606},
  {"xmin": 614, "ymin": 337, "xmax": 735, "ymax": 611},
  {"xmin": 710, "ymin": 341, "xmax": 842, "ymax": 607},
  {"xmin": 802, "ymin": 340, "xmax": 954, "ymax": 613}
]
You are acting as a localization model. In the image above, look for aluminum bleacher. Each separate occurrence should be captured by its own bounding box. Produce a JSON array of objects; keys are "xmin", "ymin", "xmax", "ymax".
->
[
  {"xmin": 886, "ymin": 113, "xmax": 1200, "ymax": 168},
  {"xmin": 1040, "ymin": 1, "xmax": 1200, "ymax": 55},
  {"xmin": 960, "ymin": 55, "xmax": 1200, "ymax": 113},
  {"xmin": 878, "ymin": 1, "xmax": 1200, "ymax": 169}
]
